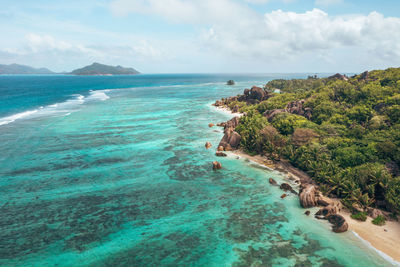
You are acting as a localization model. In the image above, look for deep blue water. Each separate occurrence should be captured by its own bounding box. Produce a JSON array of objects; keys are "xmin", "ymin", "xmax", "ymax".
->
[{"xmin": 0, "ymin": 74, "xmax": 395, "ymax": 266}]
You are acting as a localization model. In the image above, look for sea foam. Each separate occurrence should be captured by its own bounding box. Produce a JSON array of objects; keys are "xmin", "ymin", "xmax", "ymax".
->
[
  {"xmin": 0, "ymin": 90, "xmax": 110, "ymax": 126},
  {"xmin": 0, "ymin": 110, "xmax": 39, "ymax": 126}
]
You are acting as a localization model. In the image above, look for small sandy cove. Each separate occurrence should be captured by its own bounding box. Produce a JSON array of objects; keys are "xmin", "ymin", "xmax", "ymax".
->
[{"xmin": 231, "ymin": 149, "xmax": 400, "ymax": 264}]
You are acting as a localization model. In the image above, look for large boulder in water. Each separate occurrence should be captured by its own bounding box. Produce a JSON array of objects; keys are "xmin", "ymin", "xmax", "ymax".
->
[
  {"xmin": 299, "ymin": 184, "xmax": 317, "ymax": 208},
  {"xmin": 212, "ymin": 161, "xmax": 222, "ymax": 170},
  {"xmin": 327, "ymin": 214, "xmax": 348, "ymax": 233},
  {"xmin": 205, "ymin": 142, "xmax": 212, "ymax": 149}
]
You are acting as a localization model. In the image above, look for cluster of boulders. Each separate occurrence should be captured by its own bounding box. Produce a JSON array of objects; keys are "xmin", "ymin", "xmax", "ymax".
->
[
  {"xmin": 300, "ymin": 183, "xmax": 348, "ymax": 233},
  {"xmin": 238, "ymin": 86, "xmax": 271, "ymax": 104},
  {"xmin": 213, "ymin": 86, "xmax": 271, "ymax": 109},
  {"xmin": 328, "ymin": 73, "xmax": 349, "ymax": 81},
  {"xmin": 218, "ymin": 117, "xmax": 241, "ymax": 151},
  {"xmin": 264, "ymin": 99, "xmax": 312, "ymax": 121}
]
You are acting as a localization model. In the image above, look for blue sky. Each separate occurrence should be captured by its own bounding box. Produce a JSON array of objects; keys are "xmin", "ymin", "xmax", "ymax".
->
[{"xmin": 0, "ymin": 0, "xmax": 399, "ymax": 73}]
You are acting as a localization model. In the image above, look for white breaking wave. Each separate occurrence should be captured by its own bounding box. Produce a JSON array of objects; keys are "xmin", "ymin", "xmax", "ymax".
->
[
  {"xmin": 87, "ymin": 90, "xmax": 110, "ymax": 101},
  {"xmin": 0, "ymin": 90, "xmax": 110, "ymax": 126},
  {"xmin": 0, "ymin": 109, "xmax": 39, "ymax": 126}
]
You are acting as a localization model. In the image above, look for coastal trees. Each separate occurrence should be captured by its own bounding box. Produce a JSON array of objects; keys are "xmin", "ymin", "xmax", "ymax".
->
[{"xmin": 218, "ymin": 67, "xmax": 400, "ymax": 215}]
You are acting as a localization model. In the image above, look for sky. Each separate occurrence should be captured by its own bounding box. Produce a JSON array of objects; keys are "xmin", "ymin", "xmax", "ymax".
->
[{"xmin": 0, "ymin": 0, "xmax": 399, "ymax": 73}]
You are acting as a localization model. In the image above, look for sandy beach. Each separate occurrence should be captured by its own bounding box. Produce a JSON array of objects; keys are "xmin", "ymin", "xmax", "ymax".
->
[{"xmin": 230, "ymin": 149, "xmax": 400, "ymax": 264}]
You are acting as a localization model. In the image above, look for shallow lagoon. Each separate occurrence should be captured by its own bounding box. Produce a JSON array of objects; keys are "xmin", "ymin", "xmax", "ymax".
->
[{"xmin": 0, "ymin": 75, "xmax": 395, "ymax": 266}]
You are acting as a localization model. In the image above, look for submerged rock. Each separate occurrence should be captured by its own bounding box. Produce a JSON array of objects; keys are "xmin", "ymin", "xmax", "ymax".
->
[
  {"xmin": 269, "ymin": 178, "xmax": 278, "ymax": 186},
  {"xmin": 216, "ymin": 151, "xmax": 227, "ymax": 157},
  {"xmin": 327, "ymin": 214, "xmax": 348, "ymax": 233},
  {"xmin": 208, "ymin": 123, "xmax": 214, "ymax": 127},
  {"xmin": 280, "ymin": 183, "xmax": 293, "ymax": 191},
  {"xmin": 212, "ymin": 161, "xmax": 222, "ymax": 170},
  {"xmin": 205, "ymin": 142, "xmax": 212, "ymax": 149},
  {"xmin": 305, "ymin": 210, "xmax": 311, "ymax": 216},
  {"xmin": 281, "ymin": 194, "xmax": 287, "ymax": 199}
]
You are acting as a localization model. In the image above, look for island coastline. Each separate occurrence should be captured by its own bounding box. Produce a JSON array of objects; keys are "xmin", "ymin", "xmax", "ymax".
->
[{"xmin": 212, "ymin": 103, "xmax": 400, "ymax": 265}]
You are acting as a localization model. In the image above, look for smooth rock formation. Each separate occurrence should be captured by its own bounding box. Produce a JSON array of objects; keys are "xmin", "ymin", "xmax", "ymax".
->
[
  {"xmin": 218, "ymin": 116, "xmax": 241, "ymax": 151},
  {"xmin": 212, "ymin": 161, "xmax": 222, "ymax": 170},
  {"xmin": 238, "ymin": 86, "xmax": 271, "ymax": 103},
  {"xmin": 215, "ymin": 151, "xmax": 227, "ymax": 157},
  {"xmin": 368, "ymin": 208, "xmax": 384, "ymax": 219},
  {"xmin": 317, "ymin": 195, "xmax": 334, "ymax": 207},
  {"xmin": 205, "ymin": 142, "xmax": 212, "ymax": 149},
  {"xmin": 327, "ymin": 214, "xmax": 348, "ymax": 233},
  {"xmin": 315, "ymin": 205, "xmax": 338, "ymax": 219},
  {"xmin": 299, "ymin": 184, "xmax": 317, "ymax": 208}
]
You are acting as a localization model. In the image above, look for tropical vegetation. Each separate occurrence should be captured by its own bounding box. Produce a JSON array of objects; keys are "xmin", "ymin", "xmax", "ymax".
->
[{"xmin": 223, "ymin": 68, "xmax": 400, "ymax": 215}]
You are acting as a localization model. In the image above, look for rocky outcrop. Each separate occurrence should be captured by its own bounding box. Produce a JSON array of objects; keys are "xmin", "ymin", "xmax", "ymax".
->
[
  {"xmin": 212, "ymin": 161, "xmax": 222, "ymax": 170},
  {"xmin": 285, "ymin": 100, "xmax": 312, "ymax": 119},
  {"xmin": 315, "ymin": 205, "xmax": 338, "ymax": 219},
  {"xmin": 216, "ymin": 151, "xmax": 227, "ymax": 157},
  {"xmin": 317, "ymin": 194, "xmax": 334, "ymax": 207},
  {"xmin": 218, "ymin": 116, "xmax": 241, "ymax": 151},
  {"xmin": 368, "ymin": 208, "xmax": 384, "ymax": 219},
  {"xmin": 328, "ymin": 73, "xmax": 349, "ymax": 81},
  {"xmin": 280, "ymin": 183, "xmax": 298, "ymax": 195},
  {"xmin": 219, "ymin": 131, "xmax": 241, "ymax": 151},
  {"xmin": 281, "ymin": 194, "xmax": 287, "ymax": 199},
  {"xmin": 217, "ymin": 146, "xmax": 224, "ymax": 152},
  {"xmin": 327, "ymin": 214, "xmax": 348, "ymax": 233},
  {"xmin": 208, "ymin": 123, "xmax": 214, "ymax": 127},
  {"xmin": 305, "ymin": 210, "xmax": 310, "ymax": 216},
  {"xmin": 359, "ymin": 71, "xmax": 369, "ymax": 81},
  {"xmin": 299, "ymin": 184, "xmax": 317, "ymax": 208},
  {"xmin": 238, "ymin": 86, "xmax": 271, "ymax": 103},
  {"xmin": 205, "ymin": 142, "xmax": 212, "ymax": 149},
  {"xmin": 264, "ymin": 100, "xmax": 312, "ymax": 121}
]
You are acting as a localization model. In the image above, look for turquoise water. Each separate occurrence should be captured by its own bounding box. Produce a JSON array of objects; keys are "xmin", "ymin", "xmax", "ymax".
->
[{"xmin": 0, "ymin": 75, "xmax": 395, "ymax": 266}]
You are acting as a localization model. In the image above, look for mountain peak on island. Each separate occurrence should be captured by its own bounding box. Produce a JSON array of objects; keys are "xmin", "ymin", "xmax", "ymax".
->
[
  {"xmin": 70, "ymin": 62, "xmax": 140, "ymax": 75},
  {"xmin": 0, "ymin": 63, "xmax": 54, "ymax": 74}
]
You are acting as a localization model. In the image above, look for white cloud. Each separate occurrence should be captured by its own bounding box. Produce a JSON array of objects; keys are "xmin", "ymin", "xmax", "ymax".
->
[
  {"xmin": 108, "ymin": 0, "xmax": 400, "ymax": 71},
  {"xmin": 0, "ymin": 33, "xmax": 169, "ymax": 72}
]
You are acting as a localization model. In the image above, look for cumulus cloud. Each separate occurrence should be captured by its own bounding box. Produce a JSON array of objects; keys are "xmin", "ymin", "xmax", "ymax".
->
[
  {"xmin": 110, "ymin": 0, "xmax": 400, "ymax": 65},
  {"xmin": 1, "ymin": 33, "xmax": 168, "ymax": 71}
]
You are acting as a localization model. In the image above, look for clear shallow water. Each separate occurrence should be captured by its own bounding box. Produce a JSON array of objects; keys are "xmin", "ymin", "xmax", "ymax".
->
[{"xmin": 0, "ymin": 75, "xmax": 395, "ymax": 266}]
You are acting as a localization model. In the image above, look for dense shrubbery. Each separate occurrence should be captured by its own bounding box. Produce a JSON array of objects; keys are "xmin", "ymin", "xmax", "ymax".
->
[{"xmin": 232, "ymin": 68, "xmax": 400, "ymax": 214}]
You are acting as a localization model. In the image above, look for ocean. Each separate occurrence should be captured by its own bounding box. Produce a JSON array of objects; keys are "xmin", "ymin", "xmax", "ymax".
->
[{"xmin": 0, "ymin": 74, "xmax": 395, "ymax": 266}]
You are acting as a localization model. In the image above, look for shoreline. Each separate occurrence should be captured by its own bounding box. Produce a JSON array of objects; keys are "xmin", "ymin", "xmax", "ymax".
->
[
  {"xmin": 232, "ymin": 149, "xmax": 400, "ymax": 264},
  {"xmin": 212, "ymin": 104, "xmax": 400, "ymax": 265}
]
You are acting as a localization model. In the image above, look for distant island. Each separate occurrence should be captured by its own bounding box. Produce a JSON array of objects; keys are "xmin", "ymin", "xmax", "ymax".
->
[
  {"xmin": 70, "ymin": 62, "xmax": 140, "ymax": 75},
  {"xmin": 0, "ymin": 64, "xmax": 54, "ymax": 74}
]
